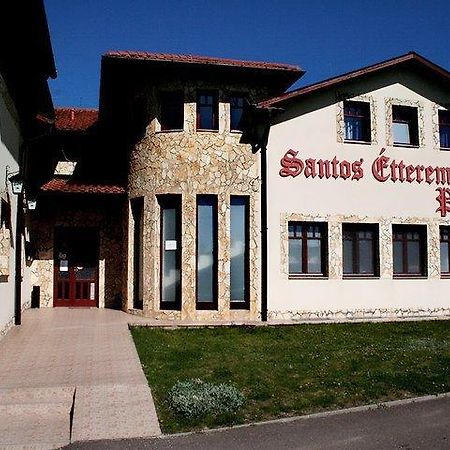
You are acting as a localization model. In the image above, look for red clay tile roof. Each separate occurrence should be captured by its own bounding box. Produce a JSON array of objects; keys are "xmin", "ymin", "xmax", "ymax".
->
[
  {"xmin": 55, "ymin": 107, "xmax": 98, "ymax": 132},
  {"xmin": 41, "ymin": 178, "xmax": 125, "ymax": 195},
  {"xmin": 259, "ymin": 52, "xmax": 450, "ymax": 108},
  {"xmin": 104, "ymin": 51, "xmax": 303, "ymax": 73}
]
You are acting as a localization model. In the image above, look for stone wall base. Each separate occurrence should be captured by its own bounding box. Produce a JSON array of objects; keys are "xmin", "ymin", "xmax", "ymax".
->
[
  {"xmin": 268, "ymin": 308, "xmax": 450, "ymax": 322},
  {"xmin": 126, "ymin": 308, "xmax": 259, "ymax": 322}
]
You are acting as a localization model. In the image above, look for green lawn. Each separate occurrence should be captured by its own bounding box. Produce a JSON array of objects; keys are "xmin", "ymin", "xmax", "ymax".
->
[{"xmin": 130, "ymin": 321, "xmax": 450, "ymax": 433}]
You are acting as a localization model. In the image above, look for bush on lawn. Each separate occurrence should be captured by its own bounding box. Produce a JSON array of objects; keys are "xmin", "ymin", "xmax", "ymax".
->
[{"xmin": 167, "ymin": 378, "xmax": 244, "ymax": 419}]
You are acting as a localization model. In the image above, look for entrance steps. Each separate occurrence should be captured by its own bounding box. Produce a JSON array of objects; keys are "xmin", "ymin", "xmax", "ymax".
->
[{"xmin": 0, "ymin": 386, "xmax": 75, "ymax": 449}]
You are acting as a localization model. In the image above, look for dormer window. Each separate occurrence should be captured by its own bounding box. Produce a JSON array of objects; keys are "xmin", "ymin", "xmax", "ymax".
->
[
  {"xmin": 230, "ymin": 94, "xmax": 246, "ymax": 131},
  {"xmin": 439, "ymin": 110, "xmax": 450, "ymax": 149},
  {"xmin": 344, "ymin": 101, "xmax": 371, "ymax": 143},
  {"xmin": 160, "ymin": 91, "xmax": 184, "ymax": 131},
  {"xmin": 392, "ymin": 105, "xmax": 419, "ymax": 147},
  {"xmin": 197, "ymin": 91, "xmax": 218, "ymax": 131}
]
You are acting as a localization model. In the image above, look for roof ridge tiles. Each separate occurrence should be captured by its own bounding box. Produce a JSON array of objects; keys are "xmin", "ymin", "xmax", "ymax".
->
[
  {"xmin": 41, "ymin": 178, "xmax": 126, "ymax": 195},
  {"xmin": 55, "ymin": 106, "xmax": 99, "ymax": 112},
  {"xmin": 103, "ymin": 50, "xmax": 303, "ymax": 72},
  {"xmin": 54, "ymin": 108, "xmax": 99, "ymax": 132}
]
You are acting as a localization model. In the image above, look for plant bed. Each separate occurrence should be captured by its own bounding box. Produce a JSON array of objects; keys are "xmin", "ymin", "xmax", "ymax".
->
[{"xmin": 130, "ymin": 320, "xmax": 450, "ymax": 433}]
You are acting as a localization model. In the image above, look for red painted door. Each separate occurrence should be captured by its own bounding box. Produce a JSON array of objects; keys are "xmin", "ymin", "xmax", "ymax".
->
[{"xmin": 54, "ymin": 228, "xmax": 99, "ymax": 307}]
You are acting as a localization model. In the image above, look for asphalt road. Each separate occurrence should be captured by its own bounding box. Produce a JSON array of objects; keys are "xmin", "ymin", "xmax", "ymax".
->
[{"xmin": 66, "ymin": 396, "xmax": 449, "ymax": 450}]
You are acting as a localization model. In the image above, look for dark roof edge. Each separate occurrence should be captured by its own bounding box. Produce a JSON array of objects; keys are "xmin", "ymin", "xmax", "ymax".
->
[
  {"xmin": 102, "ymin": 50, "xmax": 304, "ymax": 74},
  {"xmin": 37, "ymin": 0, "xmax": 57, "ymax": 79},
  {"xmin": 259, "ymin": 51, "xmax": 450, "ymax": 108}
]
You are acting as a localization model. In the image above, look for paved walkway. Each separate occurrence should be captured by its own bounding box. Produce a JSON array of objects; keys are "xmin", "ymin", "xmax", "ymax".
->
[
  {"xmin": 66, "ymin": 395, "xmax": 450, "ymax": 450},
  {"xmin": 0, "ymin": 308, "xmax": 161, "ymax": 449}
]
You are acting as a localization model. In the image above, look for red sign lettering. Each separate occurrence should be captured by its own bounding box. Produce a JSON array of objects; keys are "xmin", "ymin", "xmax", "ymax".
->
[
  {"xmin": 436, "ymin": 188, "xmax": 450, "ymax": 217},
  {"xmin": 279, "ymin": 147, "xmax": 450, "ymax": 217},
  {"xmin": 279, "ymin": 150, "xmax": 303, "ymax": 177}
]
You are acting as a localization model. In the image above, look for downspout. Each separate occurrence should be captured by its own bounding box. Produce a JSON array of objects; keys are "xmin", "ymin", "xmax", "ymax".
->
[
  {"xmin": 242, "ymin": 105, "xmax": 277, "ymax": 322},
  {"xmin": 14, "ymin": 140, "xmax": 27, "ymax": 326},
  {"xmin": 260, "ymin": 141, "xmax": 268, "ymax": 322},
  {"xmin": 14, "ymin": 190, "xmax": 23, "ymax": 325}
]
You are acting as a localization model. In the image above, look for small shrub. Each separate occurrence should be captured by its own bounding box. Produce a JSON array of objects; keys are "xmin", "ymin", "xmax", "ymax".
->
[{"xmin": 167, "ymin": 378, "xmax": 244, "ymax": 419}]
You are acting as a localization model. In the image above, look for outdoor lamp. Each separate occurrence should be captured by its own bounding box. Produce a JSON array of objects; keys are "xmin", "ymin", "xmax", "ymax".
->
[
  {"xmin": 27, "ymin": 197, "xmax": 37, "ymax": 210},
  {"xmin": 9, "ymin": 173, "xmax": 24, "ymax": 195}
]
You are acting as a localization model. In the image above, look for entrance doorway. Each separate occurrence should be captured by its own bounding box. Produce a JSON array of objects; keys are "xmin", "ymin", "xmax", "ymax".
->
[{"xmin": 53, "ymin": 227, "xmax": 99, "ymax": 307}]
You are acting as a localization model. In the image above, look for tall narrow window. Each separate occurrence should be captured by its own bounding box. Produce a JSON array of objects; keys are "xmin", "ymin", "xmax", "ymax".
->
[
  {"xmin": 392, "ymin": 105, "xmax": 419, "ymax": 146},
  {"xmin": 344, "ymin": 101, "xmax": 371, "ymax": 142},
  {"xmin": 230, "ymin": 95, "xmax": 246, "ymax": 131},
  {"xmin": 230, "ymin": 196, "xmax": 249, "ymax": 309},
  {"xmin": 196, "ymin": 195, "xmax": 218, "ymax": 309},
  {"xmin": 160, "ymin": 91, "xmax": 184, "ymax": 131},
  {"xmin": 288, "ymin": 222, "xmax": 328, "ymax": 277},
  {"xmin": 197, "ymin": 91, "xmax": 218, "ymax": 130},
  {"xmin": 439, "ymin": 110, "xmax": 450, "ymax": 150},
  {"xmin": 393, "ymin": 225, "xmax": 427, "ymax": 277},
  {"xmin": 131, "ymin": 197, "xmax": 144, "ymax": 309},
  {"xmin": 343, "ymin": 223, "xmax": 379, "ymax": 277},
  {"xmin": 440, "ymin": 226, "xmax": 450, "ymax": 277},
  {"xmin": 159, "ymin": 195, "xmax": 181, "ymax": 309}
]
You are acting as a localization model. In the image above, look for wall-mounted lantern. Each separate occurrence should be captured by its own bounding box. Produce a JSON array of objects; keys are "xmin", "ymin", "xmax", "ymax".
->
[
  {"xmin": 27, "ymin": 197, "xmax": 37, "ymax": 210},
  {"xmin": 8, "ymin": 172, "xmax": 24, "ymax": 195}
]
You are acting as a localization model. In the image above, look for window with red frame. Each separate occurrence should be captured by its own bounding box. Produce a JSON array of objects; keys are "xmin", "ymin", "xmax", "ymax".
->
[
  {"xmin": 393, "ymin": 225, "xmax": 427, "ymax": 277},
  {"xmin": 288, "ymin": 222, "xmax": 328, "ymax": 277},
  {"xmin": 439, "ymin": 110, "xmax": 450, "ymax": 149},
  {"xmin": 197, "ymin": 91, "xmax": 218, "ymax": 130},
  {"xmin": 440, "ymin": 226, "xmax": 450, "ymax": 276},
  {"xmin": 344, "ymin": 101, "xmax": 371, "ymax": 142},
  {"xmin": 230, "ymin": 95, "xmax": 246, "ymax": 131},
  {"xmin": 343, "ymin": 223, "xmax": 379, "ymax": 277},
  {"xmin": 392, "ymin": 105, "xmax": 419, "ymax": 146}
]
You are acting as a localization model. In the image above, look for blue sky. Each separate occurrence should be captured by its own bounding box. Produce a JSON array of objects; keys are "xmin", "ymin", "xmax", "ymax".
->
[{"xmin": 45, "ymin": 0, "xmax": 450, "ymax": 109}]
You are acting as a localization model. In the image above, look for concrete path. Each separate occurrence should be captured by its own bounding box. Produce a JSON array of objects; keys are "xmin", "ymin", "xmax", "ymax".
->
[
  {"xmin": 0, "ymin": 309, "xmax": 161, "ymax": 449},
  {"xmin": 65, "ymin": 395, "xmax": 450, "ymax": 450}
]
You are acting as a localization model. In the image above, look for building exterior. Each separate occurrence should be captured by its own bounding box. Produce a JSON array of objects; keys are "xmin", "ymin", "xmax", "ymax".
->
[
  {"xmin": 27, "ymin": 50, "xmax": 450, "ymax": 323},
  {"xmin": 29, "ymin": 52, "xmax": 302, "ymax": 321},
  {"xmin": 0, "ymin": 0, "xmax": 56, "ymax": 336},
  {"xmin": 260, "ymin": 53, "xmax": 450, "ymax": 320}
]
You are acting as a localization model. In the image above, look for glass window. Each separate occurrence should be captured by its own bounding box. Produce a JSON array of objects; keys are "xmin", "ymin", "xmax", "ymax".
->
[
  {"xmin": 230, "ymin": 196, "xmax": 249, "ymax": 308},
  {"xmin": 344, "ymin": 101, "xmax": 371, "ymax": 142},
  {"xmin": 230, "ymin": 95, "xmax": 245, "ymax": 131},
  {"xmin": 343, "ymin": 224, "xmax": 379, "ymax": 277},
  {"xmin": 131, "ymin": 197, "xmax": 144, "ymax": 309},
  {"xmin": 392, "ymin": 225, "xmax": 427, "ymax": 277},
  {"xmin": 439, "ymin": 110, "xmax": 450, "ymax": 150},
  {"xmin": 160, "ymin": 91, "xmax": 184, "ymax": 131},
  {"xmin": 392, "ymin": 105, "xmax": 419, "ymax": 146},
  {"xmin": 197, "ymin": 195, "xmax": 218, "ymax": 308},
  {"xmin": 440, "ymin": 226, "xmax": 450, "ymax": 276},
  {"xmin": 159, "ymin": 195, "xmax": 181, "ymax": 309},
  {"xmin": 288, "ymin": 222, "xmax": 327, "ymax": 276},
  {"xmin": 197, "ymin": 91, "xmax": 218, "ymax": 130}
]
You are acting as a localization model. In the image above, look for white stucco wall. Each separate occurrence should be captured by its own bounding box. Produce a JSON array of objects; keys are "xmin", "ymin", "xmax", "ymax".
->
[
  {"xmin": 266, "ymin": 69, "xmax": 450, "ymax": 319},
  {"xmin": 0, "ymin": 74, "xmax": 30, "ymax": 336}
]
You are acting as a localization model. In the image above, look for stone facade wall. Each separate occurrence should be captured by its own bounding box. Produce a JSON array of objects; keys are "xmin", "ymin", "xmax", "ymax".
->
[
  {"xmin": 30, "ymin": 198, "xmax": 125, "ymax": 309},
  {"xmin": 0, "ymin": 225, "xmax": 10, "ymax": 277},
  {"xmin": 127, "ymin": 81, "xmax": 266, "ymax": 320}
]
